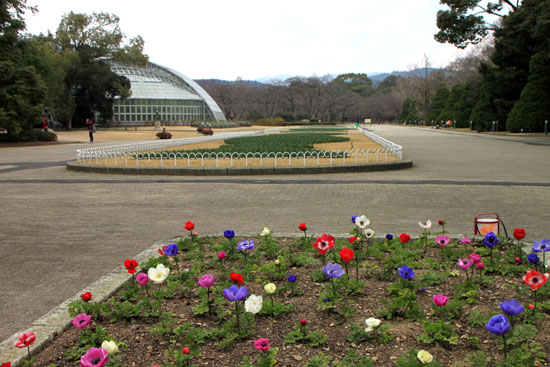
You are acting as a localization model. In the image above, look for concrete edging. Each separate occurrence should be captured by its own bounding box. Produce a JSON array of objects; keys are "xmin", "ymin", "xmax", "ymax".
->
[
  {"xmin": 66, "ymin": 160, "xmax": 413, "ymax": 176},
  {"xmin": 0, "ymin": 239, "xmax": 170, "ymax": 366}
]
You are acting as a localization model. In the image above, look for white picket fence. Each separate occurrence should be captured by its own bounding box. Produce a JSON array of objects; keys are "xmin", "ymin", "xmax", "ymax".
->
[{"xmin": 78, "ymin": 148, "xmax": 402, "ymax": 169}]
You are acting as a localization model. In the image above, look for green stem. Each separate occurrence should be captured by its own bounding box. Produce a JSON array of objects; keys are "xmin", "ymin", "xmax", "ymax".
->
[
  {"xmin": 502, "ymin": 334, "xmax": 507, "ymax": 360},
  {"xmin": 331, "ymin": 278, "xmax": 336, "ymax": 297},
  {"xmin": 207, "ymin": 287, "xmax": 211, "ymax": 315},
  {"xmin": 235, "ymin": 301, "xmax": 240, "ymax": 330}
]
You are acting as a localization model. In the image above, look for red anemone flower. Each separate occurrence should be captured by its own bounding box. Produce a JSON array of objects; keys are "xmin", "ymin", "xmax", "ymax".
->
[
  {"xmin": 523, "ymin": 269, "xmax": 549, "ymax": 291},
  {"xmin": 124, "ymin": 259, "xmax": 139, "ymax": 274},
  {"xmin": 14, "ymin": 331, "xmax": 35, "ymax": 348},
  {"xmin": 399, "ymin": 233, "xmax": 411, "ymax": 244},
  {"xmin": 184, "ymin": 221, "xmax": 195, "ymax": 231},
  {"xmin": 348, "ymin": 236, "xmax": 358, "ymax": 244},
  {"xmin": 158, "ymin": 245, "xmax": 168, "ymax": 255},
  {"xmin": 313, "ymin": 234, "xmax": 335, "ymax": 255},
  {"xmin": 513, "ymin": 228, "xmax": 526, "ymax": 240},
  {"xmin": 181, "ymin": 347, "xmax": 190, "ymax": 354},
  {"xmin": 298, "ymin": 223, "xmax": 307, "ymax": 231},
  {"xmin": 339, "ymin": 247, "xmax": 354, "ymax": 263},
  {"xmin": 81, "ymin": 292, "xmax": 92, "ymax": 302},
  {"xmin": 1, "ymin": 362, "xmax": 11, "ymax": 367},
  {"xmin": 230, "ymin": 272, "xmax": 244, "ymax": 284}
]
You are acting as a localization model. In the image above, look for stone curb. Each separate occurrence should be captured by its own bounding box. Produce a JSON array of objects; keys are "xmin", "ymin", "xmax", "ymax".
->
[
  {"xmin": 0, "ymin": 233, "xmax": 538, "ymax": 365},
  {"xmin": 65, "ymin": 160, "xmax": 413, "ymax": 176},
  {"xmin": 0, "ymin": 239, "xmax": 172, "ymax": 366}
]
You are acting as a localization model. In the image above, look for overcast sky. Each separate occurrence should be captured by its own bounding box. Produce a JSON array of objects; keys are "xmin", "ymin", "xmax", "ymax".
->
[{"xmin": 23, "ymin": 0, "xmax": 466, "ymax": 81}]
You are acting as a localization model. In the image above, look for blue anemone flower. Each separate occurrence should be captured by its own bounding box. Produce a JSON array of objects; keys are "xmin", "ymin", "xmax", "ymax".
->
[
  {"xmin": 485, "ymin": 314, "xmax": 511, "ymax": 335},
  {"xmin": 532, "ymin": 239, "xmax": 550, "ymax": 253},
  {"xmin": 483, "ymin": 232, "xmax": 499, "ymax": 248},
  {"xmin": 164, "ymin": 243, "xmax": 179, "ymax": 257},
  {"xmin": 224, "ymin": 230, "xmax": 235, "ymax": 239},
  {"xmin": 500, "ymin": 300, "xmax": 524, "ymax": 316},
  {"xmin": 398, "ymin": 265, "xmax": 415, "ymax": 280}
]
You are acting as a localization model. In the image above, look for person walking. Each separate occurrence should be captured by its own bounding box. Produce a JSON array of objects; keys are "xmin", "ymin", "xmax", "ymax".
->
[{"xmin": 85, "ymin": 118, "xmax": 95, "ymax": 143}]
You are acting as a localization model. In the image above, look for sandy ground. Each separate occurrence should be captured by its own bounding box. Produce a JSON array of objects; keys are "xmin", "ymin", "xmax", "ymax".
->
[
  {"xmin": 55, "ymin": 125, "xmax": 269, "ymax": 144},
  {"xmin": 74, "ymin": 128, "xmax": 394, "ymax": 168}
]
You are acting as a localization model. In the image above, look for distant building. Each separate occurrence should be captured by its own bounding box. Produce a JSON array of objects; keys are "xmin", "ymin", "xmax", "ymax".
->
[{"xmin": 109, "ymin": 61, "xmax": 226, "ymax": 124}]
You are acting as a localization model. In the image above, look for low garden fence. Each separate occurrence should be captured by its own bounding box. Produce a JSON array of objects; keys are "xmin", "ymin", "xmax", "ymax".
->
[
  {"xmin": 358, "ymin": 126, "xmax": 403, "ymax": 159},
  {"xmin": 77, "ymin": 148, "xmax": 402, "ymax": 169}
]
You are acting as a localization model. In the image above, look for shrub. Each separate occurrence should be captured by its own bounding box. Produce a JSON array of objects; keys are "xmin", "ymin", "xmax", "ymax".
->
[
  {"xmin": 256, "ymin": 117, "xmax": 286, "ymax": 126},
  {"xmin": 156, "ymin": 131, "xmax": 172, "ymax": 139}
]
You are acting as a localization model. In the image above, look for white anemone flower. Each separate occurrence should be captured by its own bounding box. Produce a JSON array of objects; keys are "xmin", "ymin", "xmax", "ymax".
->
[
  {"xmin": 365, "ymin": 317, "xmax": 381, "ymax": 332},
  {"xmin": 101, "ymin": 340, "xmax": 118, "ymax": 354},
  {"xmin": 355, "ymin": 215, "xmax": 370, "ymax": 229},
  {"xmin": 365, "ymin": 229, "xmax": 375, "ymax": 238},
  {"xmin": 244, "ymin": 294, "xmax": 263, "ymax": 314},
  {"xmin": 148, "ymin": 263, "xmax": 170, "ymax": 284},
  {"xmin": 261, "ymin": 227, "xmax": 271, "ymax": 236},
  {"xmin": 418, "ymin": 220, "xmax": 432, "ymax": 230}
]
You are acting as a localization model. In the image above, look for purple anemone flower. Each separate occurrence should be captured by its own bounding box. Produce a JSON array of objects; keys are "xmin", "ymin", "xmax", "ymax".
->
[
  {"xmin": 72, "ymin": 313, "xmax": 92, "ymax": 329},
  {"xmin": 398, "ymin": 265, "xmax": 415, "ymax": 280},
  {"xmin": 224, "ymin": 230, "xmax": 235, "ymax": 239},
  {"xmin": 532, "ymin": 239, "xmax": 550, "ymax": 253},
  {"xmin": 385, "ymin": 234, "xmax": 394, "ymax": 240},
  {"xmin": 287, "ymin": 275, "xmax": 297, "ymax": 283},
  {"xmin": 322, "ymin": 263, "xmax": 345, "ymax": 278},
  {"xmin": 483, "ymin": 232, "xmax": 499, "ymax": 248},
  {"xmin": 351, "ymin": 216, "xmax": 357, "ymax": 223},
  {"xmin": 164, "ymin": 243, "xmax": 179, "ymax": 257},
  {"xmin": 80, "ymin": 347, "xmax": 109, "ymax": 367},
  {"xmin": 236, "ymin": 240, "xmax": 254, "ymax": 251},
  {"xmin": 528, "ymin": 253, "xmax": 540, "ymax": 264},
  {"xmin": 500, "ymin": 300, "xmax": 524, "ymax": 316},
  {"xmin": 223, "ymin": 285, "xmax": 248, "ymax": 301},
  {"xmin": 485, "ymin": 314, "xmax": 511, "ymax": 335}
]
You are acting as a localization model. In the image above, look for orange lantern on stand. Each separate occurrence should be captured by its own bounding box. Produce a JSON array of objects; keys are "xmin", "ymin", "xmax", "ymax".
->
[{"xmin": 474, "ymin": 213, "xmax": 501, "ymax": 235}]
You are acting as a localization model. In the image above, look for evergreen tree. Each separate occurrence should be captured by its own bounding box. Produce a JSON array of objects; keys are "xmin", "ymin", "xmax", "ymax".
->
[
  {"xmin": 400, "ymin": 97, "xmax": 419, "ymax": 122},
  {"xmin": 454, "ymin": 76, "xmax": 481, "ymax": 128},
  {"xmin": 506, "ymin": 51, "xmax": 550, "ymax": 132},
  {"xmin": 426, "ymin": 87, "xmax": 449, "ymax": 123},
  {"xmin": 437, "ymin": 83, "xmax": 464, "ymax": 123}
]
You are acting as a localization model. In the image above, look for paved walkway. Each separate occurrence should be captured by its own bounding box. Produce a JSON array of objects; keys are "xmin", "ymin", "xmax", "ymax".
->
[{"xmin": 1, "ymin": 125, "xmax": 549, "ymax": 343}]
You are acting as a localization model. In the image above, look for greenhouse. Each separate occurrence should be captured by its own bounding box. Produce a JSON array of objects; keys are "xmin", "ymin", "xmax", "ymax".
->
[{"xmin": 109, "ymin": 61, "xmax": 226, "ymax": 124}]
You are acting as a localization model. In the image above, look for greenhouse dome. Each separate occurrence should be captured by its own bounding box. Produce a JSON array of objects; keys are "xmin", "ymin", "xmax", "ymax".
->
[{"xmin": 109, "ymin": 61, "xmax": 226, "ymax": 124}]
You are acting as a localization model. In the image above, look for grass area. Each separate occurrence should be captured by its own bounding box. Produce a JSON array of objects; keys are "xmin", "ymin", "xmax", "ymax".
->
[{"xmin": 152, "ymin": 133, "xmax": 350, "ymax": 155}]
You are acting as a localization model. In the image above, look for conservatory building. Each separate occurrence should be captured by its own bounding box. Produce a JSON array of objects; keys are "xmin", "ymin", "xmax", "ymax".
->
[{"xmin": 109, "ymin": 61, "xmax": 226, "ymax": 124}]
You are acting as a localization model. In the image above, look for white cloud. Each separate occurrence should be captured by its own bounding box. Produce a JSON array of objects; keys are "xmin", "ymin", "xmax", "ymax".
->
[{"xmin": 23, "ymin": 0, "xmax": 466, "ymax": 80}]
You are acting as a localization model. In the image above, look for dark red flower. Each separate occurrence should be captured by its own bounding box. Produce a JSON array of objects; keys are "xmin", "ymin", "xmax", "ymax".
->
[
  {"xmin": 438, "ymin": 220, "xmax": 444, "ymax": 225},
  {"xmin": 230, "ymin": 272, "xmax": 244, "ymax": 284},
  {"xmin": 513, "ymin": 228, "xmax": 526, "ymax": 240},
  {"xmin": 339, "ymin": 247, "xmax": 354, "ymax": 263},
  {"xmin": 515, "ymin": 257, "xmax": 522, "ymax": 264},
  {"xmin": 300, "ymin": 318, "xmax": 307, "ymax": 326},
  {"xmin": 298, "ymin": 223, "xmax": 307, "ymax": 231},
  {"xmin": 81, "ymin": 292, "xmax": 92, "ymax": 302},
  {"xmin": 124, "ymin": 259, "xmax": 139, "ymax": 274},
  {"xmin": 181, "ymin": 347, "xmax": 190, "ymax": 354},
  {"xmin": 399, "ymin": 233, "xmax": 411, "ymax": 244},
  {"xmin": 184, "ymin": 221, "xmax": 195, "ymax": 231},
  {"xmin": 313, "ymin": 234, "xmax": 335, "ymax": 255}
]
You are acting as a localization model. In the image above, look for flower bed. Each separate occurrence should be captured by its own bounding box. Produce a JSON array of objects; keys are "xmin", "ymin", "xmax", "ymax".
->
[{"xmin": 13, "ymin": 220, "xmax": 550, "ymax": 367}]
